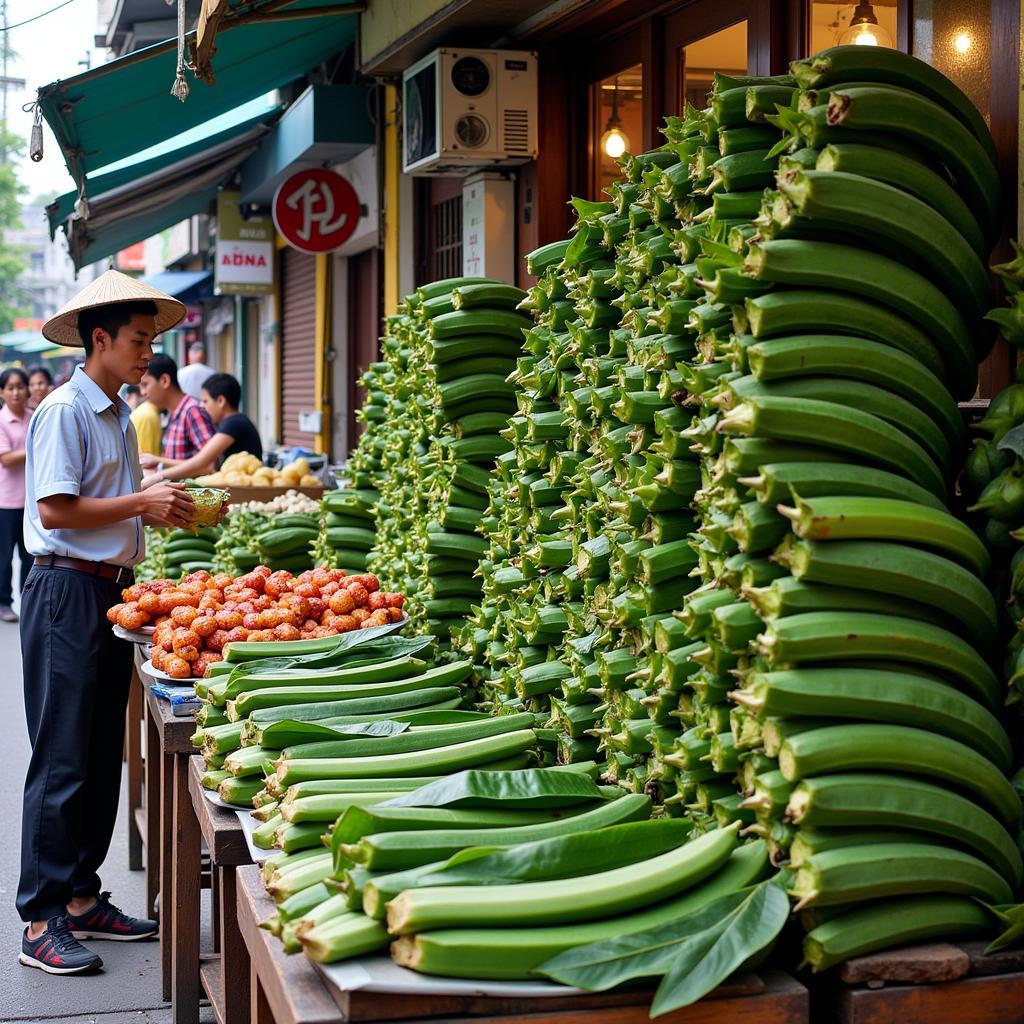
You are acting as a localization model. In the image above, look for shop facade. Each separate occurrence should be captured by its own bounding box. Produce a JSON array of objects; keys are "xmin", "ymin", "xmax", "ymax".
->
[
  {"xmin": 361, "ymin": 0, "xmax": 1019, "ymax": 395},
  {"xmin": 40, "ymin": 7, "xmax": 379, "ymax": 465}
]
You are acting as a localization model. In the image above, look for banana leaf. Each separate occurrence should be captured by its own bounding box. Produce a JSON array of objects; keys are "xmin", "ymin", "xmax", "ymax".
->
[
  {"xmin": 538, "ymin": 881, "xmax": 789, "ymax": 1015},
  {"xmin": 379, "ymin": 767, "xmax": 609, "ymax": 809}
]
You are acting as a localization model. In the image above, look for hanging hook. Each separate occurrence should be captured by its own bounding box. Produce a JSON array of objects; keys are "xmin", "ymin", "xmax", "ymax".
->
[
  {"xmin": 24, "ymin": 102, "xmax": 44, "ymax": 162},
  {"xmin": 170, "ymin": 0, "xmax": 190, "ymax": 101}
]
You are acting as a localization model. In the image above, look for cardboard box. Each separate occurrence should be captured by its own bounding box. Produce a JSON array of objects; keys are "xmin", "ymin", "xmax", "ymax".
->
[{"xmin": 225, "ymin": 485, "xmax": 325, "ymax": 505}]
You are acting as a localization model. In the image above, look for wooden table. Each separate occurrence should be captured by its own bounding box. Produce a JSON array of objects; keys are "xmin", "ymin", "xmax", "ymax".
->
[
  {"xmin": 817, "ymin": 941, "xmax": 1024, "ymax": 1023},
  {"xmin": 171, "ymin": 755, "xmax": 254, "ymax": 1024},
  {"xmin": 132, "ymin": 658, "xmax": 199, "ymax": 1002},
  {"xmin": 236, "ymin": 865, "xmax": 808, "ymax": 1024}
]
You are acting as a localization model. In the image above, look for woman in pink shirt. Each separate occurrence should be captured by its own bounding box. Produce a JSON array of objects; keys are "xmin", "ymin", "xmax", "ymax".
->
[{"xmin": 0, "ymin": 368, "xmax": 32, "ymax": 622}]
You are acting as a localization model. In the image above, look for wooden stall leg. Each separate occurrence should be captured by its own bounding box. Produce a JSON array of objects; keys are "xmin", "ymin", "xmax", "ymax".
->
[
  {"xmin": 251, "ymin": 960, "xmax": 275, "ymax": 1024},
  {"xmin": 160, "ymin": 749, "xmax": 174, "ymax": 1003},
  {"xmin": 220, "ymin": 866, "xmax": 251, "ymax": 1024},
  {"xmin": 144, "ymin": 706, "xmax": 161, "ymax": 920},
  {"xmin": 211, "ymin": 864, "xmax": 221, "ymax": 953},
  {"xmin": 126, "ymin": 665, "xmax": 143, "ymax": 870},
  {"xmin": 171, "ymin": 753, "xmax": 201, "ymax": 1024}
]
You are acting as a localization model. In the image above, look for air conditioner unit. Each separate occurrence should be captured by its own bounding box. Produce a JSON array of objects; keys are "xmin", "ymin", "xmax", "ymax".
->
[{"xmin": 402, "ymin": 47, "xmax": 538, "ymax": 176}]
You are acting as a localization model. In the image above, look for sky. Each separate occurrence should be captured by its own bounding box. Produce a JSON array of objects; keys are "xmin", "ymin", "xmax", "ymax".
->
[{"xmin": 4, "ymin": 0, "xmax": 104, "ymax": 202}]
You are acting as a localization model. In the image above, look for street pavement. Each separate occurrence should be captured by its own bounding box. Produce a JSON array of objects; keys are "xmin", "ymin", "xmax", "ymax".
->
[{"xmin": 0, "ymin": 577, "xmax": 214, "ymax": 1023}]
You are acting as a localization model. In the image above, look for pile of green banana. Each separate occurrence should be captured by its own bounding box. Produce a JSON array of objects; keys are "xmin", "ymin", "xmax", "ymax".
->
[
  {"xmin": 136, "ymin": 526, "xmax": 168, "ymax": 581},
  {"xmin": 365, "ymin": 278, "xmax": 530, "ymax": 643},
  {"xmin": 138, "ymin": 524, "xmax": 226, "ymax": 580},
  {"xmin": 457, "ymin": 42, "xmax": 1019, "ymax": 968},
  {"xmin": 452, "ymin": 235, "xmax": 618, "ymax": 771},
  {"xmin": 214, "ymin": 505, "xmax": 272, "ymax": 575},
  {"xmin": 315, "ymin": 361, "xmax": 386, "ymax": 575},
  {"xmin": 256, "ymin": 516, "xmax": 319, "ymax": 574}
]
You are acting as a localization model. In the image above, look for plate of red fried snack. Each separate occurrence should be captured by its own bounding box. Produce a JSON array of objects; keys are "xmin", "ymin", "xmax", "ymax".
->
[
  {"xmin": 108, "ymin": 566, "xmax": 407, "ymax": 681},
  {"xmin": 112, "ymin": 622, "xmax": 156, "ymax": 644}
]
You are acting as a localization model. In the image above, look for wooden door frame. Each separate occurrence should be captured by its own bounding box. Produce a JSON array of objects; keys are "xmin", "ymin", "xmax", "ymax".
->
[{"xmin": 659, "ymin": 0, "xmax": 776, "ymax": 120}]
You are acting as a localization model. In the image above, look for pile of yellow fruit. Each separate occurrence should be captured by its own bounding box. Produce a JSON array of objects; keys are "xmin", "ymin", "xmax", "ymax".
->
[{"xmin": 194, "ymin": 453, "xmax": 322, "ymax": 488}]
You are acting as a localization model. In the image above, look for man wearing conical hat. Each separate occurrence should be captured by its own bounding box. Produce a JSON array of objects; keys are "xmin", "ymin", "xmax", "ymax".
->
[{"xmin": 16, "ymin": 271, "xmax": 197, "ymax": 975}]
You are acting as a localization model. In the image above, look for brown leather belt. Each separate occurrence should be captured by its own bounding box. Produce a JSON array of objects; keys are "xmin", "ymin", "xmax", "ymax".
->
[{"xmin": 34, "ymin": 555, "xmax": 135, "ymax": 585}]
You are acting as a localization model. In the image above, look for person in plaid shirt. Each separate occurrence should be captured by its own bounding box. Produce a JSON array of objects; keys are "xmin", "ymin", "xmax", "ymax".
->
[{"xmin": 138, "ymin": 354, "xmax": 216, "ymax": 476}]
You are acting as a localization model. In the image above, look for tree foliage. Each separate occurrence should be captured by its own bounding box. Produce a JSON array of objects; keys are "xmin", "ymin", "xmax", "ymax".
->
[{"xmin": 0, "ymin": 122, "xmax": 28, "ymax": 333}]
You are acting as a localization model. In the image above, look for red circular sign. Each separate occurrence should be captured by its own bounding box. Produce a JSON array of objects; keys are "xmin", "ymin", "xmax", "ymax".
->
[{"xmin": 272, "ymin": 168, "xmax": 360, "ymax": 254}]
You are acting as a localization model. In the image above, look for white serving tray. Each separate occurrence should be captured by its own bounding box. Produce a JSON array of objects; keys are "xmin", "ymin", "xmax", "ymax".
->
[
  {"xmin": 317, "ymin": 957, "xmax": 580, "ymax": 999},
  {"xmin": 235, "ymin": 809, "xmax": 275, "ymax": 862},
  {"xmin": 112, "ymin": 623, "xmax": 156, "ymax": 643}
]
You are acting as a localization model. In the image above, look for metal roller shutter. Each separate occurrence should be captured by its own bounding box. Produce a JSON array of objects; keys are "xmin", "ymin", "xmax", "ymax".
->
[{"xmin": 280, "ymin": 248, "xmax": 317, "ymax": 448}]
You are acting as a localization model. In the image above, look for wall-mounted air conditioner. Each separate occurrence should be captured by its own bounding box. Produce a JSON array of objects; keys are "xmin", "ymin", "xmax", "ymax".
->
[{"xmin": 402, "ymin": 47, "xmax": 538, "ymax": 175}]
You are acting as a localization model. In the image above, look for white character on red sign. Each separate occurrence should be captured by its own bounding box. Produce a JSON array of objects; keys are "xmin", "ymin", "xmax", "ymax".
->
[{"xmin": 284, "ymin": 179, "xmax": 348, "ymax": 243}]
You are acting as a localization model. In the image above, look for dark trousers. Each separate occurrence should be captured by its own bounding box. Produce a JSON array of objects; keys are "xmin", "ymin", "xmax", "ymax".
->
[
  {"xmin": 17, "ymin": 566, "xmax": 133, "ymax": 922},
  {"xmin": 0, "ymin": 506, "xmax": 29, "ymax": 606}
]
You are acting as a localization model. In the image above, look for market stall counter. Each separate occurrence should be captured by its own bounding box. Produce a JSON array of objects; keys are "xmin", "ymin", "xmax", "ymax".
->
[
  {"xmin": 236, "ymin": 866, "xmax": 809, "ymax": 1024},
  {"xmin": 815, "ymin": 942, "xmax": 1024, "ymax": 1023}
]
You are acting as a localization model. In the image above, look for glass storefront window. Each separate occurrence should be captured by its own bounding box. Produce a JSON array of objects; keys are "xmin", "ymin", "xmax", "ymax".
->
[
  {"xmin": 913, "ymin": 0, "xmax": 991, "ymax": 123},
  {"xmin": 679, "ymin": 21, "xmax": 748, "ymax": 110},
  {"xmin": 594, "ymin": 64, "xmax": 643, "ymax": 198},
  {"xmin": 808, "ymin": 2, "xmax": 899, "ymax": 54}
]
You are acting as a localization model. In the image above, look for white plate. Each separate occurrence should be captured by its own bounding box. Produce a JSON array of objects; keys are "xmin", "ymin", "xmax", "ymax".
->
[
  {"xmin": 139, "ymin": 658, "xmax": 204, "ymax": 684},
  {"xmin": 317, "ymin": 958, "xmax": 580, "ymax": 998},
  {"xmin": 112, "ymin": 623, "xmax": 155, "ymax": 645}
]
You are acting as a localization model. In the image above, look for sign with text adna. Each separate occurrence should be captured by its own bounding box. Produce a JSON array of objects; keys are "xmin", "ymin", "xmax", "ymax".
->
[{"xmin": 215, "ymin": 190, "xmax": 274, "ymax": 296}]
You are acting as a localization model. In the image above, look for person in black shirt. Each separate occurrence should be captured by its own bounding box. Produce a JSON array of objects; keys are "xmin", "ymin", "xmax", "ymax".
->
[{"xmin": 140, "ymin": 372, "xmax": 262, "ymax": 487}]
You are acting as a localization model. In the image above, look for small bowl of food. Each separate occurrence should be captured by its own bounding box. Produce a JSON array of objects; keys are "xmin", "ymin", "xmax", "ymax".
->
[{"xmin": 185, "ymin": 486, "xmax": 229, "ymax": 532}]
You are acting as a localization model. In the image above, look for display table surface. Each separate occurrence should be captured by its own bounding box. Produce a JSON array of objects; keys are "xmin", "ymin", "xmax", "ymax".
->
[
  {"xmin": 818, "ymin": 940, "xmax": 1024, "ymax": 1023},
  {"xmin": 236, "ymin": 864, "xmax": 808, "ymax": 1024}
]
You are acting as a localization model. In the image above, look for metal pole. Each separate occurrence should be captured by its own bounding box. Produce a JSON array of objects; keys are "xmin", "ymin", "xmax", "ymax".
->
[{"xmin": 2, "ymin": 0, "xmax": 7, "ymax": 132}]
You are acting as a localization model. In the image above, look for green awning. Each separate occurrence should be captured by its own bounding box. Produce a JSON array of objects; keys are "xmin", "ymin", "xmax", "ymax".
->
[
  {"xmin": 47, "ymin": 94, "xmax": 279, "ymax": 236},
  {"xmin": 37, "ymin": 0, "xmax": 357, "ymax": 201},
  {"xmin": 0, "ymin": 330, "xmax": 43, "ymax": 349},
  {"xmin": 13, "ymin": 337, "xmax": 62, "ymax": 354},
  {"xmin": 59, "ymin": 131, "xmax": 268, "ymax": 270}
]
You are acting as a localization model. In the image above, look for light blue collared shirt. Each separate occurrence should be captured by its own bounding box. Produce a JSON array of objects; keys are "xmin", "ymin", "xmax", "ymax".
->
[{"xmin": 24, "ymin": 365, "xmax": 145, "ymax": 567}]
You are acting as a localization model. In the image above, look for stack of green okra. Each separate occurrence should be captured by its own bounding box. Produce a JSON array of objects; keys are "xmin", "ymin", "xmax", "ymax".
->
[
  {"xmin": 364, "ymin": 279, "xmax": 530, "ymax": 640},
  {"xmin": 462, "ymin": 43, "xmax": 1022, "ymax": 967}
]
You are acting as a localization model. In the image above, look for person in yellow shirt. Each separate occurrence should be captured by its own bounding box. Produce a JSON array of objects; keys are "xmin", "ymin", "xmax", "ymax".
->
[{"xmin": 124, "ymin": 384, "xmax": 162, "ymax": 457}]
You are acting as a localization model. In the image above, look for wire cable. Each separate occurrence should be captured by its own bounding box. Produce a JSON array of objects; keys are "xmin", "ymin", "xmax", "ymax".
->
[{"xmin": 2, "ymin": 0, "xmax": 79, "ymax": 32}]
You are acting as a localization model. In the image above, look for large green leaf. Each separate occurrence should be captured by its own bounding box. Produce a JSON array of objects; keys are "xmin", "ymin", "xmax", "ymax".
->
[
  {"xmin": 650, "ymin": 883, "xmax": 790, "ymax": 1016},
  {"xmin": 379, "ymin": 768, "xmax": 610, "ymax": 809},
  {"xmin": 537, "ymin": 880, "xmax": 790, "ymax": 1014},
  {"xmin": 227, "ymin": 635, "xmax": 435, "ymax": 682},
  {"xmin": 257, "ymin": 718, "xmax": 409, "ymax": 746},
  {"xmin": 539, "ymin": 888, "xmax": 751, "ymax": 991}
]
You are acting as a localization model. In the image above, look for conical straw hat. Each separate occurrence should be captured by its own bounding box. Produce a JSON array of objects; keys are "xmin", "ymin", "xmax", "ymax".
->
[{"xmin": 42, "ymin": 269, "xmax": 187, "ymax": 347}]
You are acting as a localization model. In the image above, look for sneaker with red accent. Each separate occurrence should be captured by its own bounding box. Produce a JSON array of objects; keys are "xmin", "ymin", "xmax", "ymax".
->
[
  {"xmin": 67, "ymin": 892, "xmax": 158, "ymax": 942},
  {"xmin": 20, "ymin": 915, "xmax": 102, "ymax": 975}
]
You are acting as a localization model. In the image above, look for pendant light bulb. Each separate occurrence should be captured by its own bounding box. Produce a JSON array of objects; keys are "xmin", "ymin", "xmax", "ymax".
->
[
  {"xmin": 835, "ymin": 2, "xmax": 893, "ymax": 48},
  {"xmin": 600, "ymin": 77, "xmax": 630, "ymax": 161},
  {"xmin": 602, "ymin": 126, "xmax": 628, "ymax": 159}
]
